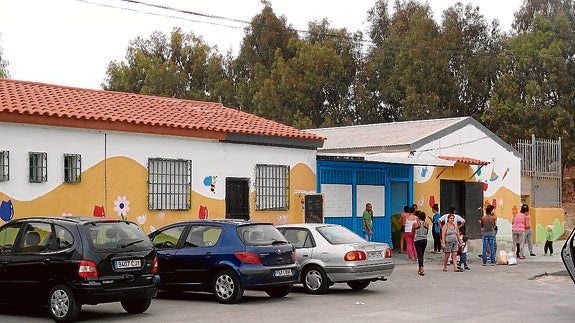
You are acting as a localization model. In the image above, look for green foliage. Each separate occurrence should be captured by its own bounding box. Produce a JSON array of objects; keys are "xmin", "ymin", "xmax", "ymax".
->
[
  {"xmin": 102, "ymin": 27, "xmax": 227, "ymax": 102},
  {"xmin": 484, "ymin": 11, "xmax": 575, "ymax": 166},
  {"xmin": 97, "ymin": 0, "xmax": 575, "ymax": 167},
  {"xmin": 0, "ymin": 46, "xmax": 9, "ymax": 78}
]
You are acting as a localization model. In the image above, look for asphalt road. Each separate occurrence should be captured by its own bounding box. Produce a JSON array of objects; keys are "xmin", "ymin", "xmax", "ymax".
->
[{"xmin": 1, "ymin": 251, "xmax": 573, "ymax": 323}]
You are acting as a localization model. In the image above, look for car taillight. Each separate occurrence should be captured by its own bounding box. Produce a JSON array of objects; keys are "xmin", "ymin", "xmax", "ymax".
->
[
  {"xmin": 385, "ymin": 248, "xmax": 393, "ymax": 258},
  {"xmin": 344, "ymin": 250, "xmax": 367, "ymax": 261},
  {"xmin": 152, "ymin": 256, "xmax": 158, "ymax": 273},
  {"xmin": 234, "ymin": 251, "xmax": 262, "ymax": 264},
  {"xmin": 78, "ymin": 260, "xmax": 98, "ymax": 278}
]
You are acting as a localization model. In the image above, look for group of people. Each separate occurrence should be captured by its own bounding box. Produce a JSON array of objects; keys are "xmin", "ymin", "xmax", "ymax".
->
[
  {"xmin": 398, "ymin": 204, "xmax": 468, "ymax": 274},
  {"xmin": 364, "ymin": 201, "xmax": 557, "ymax": 276}
]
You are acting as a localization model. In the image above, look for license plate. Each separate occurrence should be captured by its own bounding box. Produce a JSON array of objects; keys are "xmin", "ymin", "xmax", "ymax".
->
[
  {"xmin": 115, "ymin": 259, "xmax": 141, "ymax": 269},
  {"xmin": 367, "ymin": 251, "xmax": 383, "ymax": 259},
  {"xmin": 273, "ymin": 269, "xmax": 292, "ymax": 277}
]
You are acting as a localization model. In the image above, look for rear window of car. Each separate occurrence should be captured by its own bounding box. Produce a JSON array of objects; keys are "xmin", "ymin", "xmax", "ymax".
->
[
  {"xmin": 317, "ymin": 225, "xmax": 365, "ymax": 244},
  {"xmin": 238, "ymin": 224, "xmax": 287, "ymax": 246},
  {"xmin": 84, "ymin": 221, "xmax": 153, "ymax": 251}
]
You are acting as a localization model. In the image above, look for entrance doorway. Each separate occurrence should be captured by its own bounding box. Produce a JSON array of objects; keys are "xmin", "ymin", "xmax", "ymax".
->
[
  {"xmin": 440, "ymin": 180, "xmax": 483, "ymax": 239},
  {"xmin": 226, "ymin": 178, "xmax": 249, "ymax": 220}
]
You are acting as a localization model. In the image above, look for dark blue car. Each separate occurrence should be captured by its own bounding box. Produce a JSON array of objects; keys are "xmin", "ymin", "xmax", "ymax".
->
[{"xmin": 148, "ymin": 219, "xmax": 298, "ymax": 304}]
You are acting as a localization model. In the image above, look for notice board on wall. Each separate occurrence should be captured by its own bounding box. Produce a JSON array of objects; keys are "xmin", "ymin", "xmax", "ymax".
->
[{"xmin": 304, "ymin": 194, "xmax": 323, "ymax": 223}]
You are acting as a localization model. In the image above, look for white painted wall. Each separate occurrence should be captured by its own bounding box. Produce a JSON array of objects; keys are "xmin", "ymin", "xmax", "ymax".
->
[
  {"xmin": 0, "ymin": 122, "xmax": 317, "ymax": 200},
  {"xmin": 414, "ymin": 123, "xmax": 521, "ymax": 195}
]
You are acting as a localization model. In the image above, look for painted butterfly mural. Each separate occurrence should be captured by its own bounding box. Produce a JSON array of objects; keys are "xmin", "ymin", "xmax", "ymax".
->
[{"xmin": 0, "ymin": 200, "xmax": 14, "ymax": 222}]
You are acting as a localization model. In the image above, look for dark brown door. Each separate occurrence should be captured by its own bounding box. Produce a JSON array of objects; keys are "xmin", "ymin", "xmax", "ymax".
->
[{"xmin": 226, "ymin": 178, "xmax": 249, "ymax": 220}]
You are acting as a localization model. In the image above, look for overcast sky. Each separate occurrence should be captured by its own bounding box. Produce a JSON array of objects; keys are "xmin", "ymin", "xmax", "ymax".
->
[{"xmin": 0, "ymin": 0, "xmax": 523, "ymax": 90}]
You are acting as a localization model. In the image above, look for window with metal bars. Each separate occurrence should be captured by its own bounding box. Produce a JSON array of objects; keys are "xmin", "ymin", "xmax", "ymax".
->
[
  {"xmin": 255, "ymin": 164, "xmax": 290, "ymax": 210},
  {"xmin": 29, "ymin": 152, "xmax": 47, "ymax": 183},
  {"xmin": 0, "ymin": 151, "xmax": 8, "ymax": 182},
  {"xmin": 148, "ymin": 158, "xmax": 192, "ymax": 210},
  {"xmin": 64, "ymin": 154, "xmax": 81, "ymax": 183}
]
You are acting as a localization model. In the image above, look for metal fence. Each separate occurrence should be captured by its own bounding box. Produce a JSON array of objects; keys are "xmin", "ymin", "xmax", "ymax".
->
[{"xmin": 514, "ymin": 135, "xmax": 562, "ymax": 208}]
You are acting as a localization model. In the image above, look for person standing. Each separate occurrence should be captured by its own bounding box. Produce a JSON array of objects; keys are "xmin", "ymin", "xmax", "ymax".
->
[
  {"xmin": 458, "ymin": 235, "xmax": 470, "ymax": 270},
  {"xmin": 524, "ymin": 209, "xmax": 535, "ymax": 256},
  {"xmin": 480, "ymin": 204, "xmax": 497, "ymax": 265},
  {"xmin": 413, "ymin": 211, "xmax": 429, "ymax": 276},
  {"xmin": 362, "ymin": 203, "xmax": 374, "ymax": 241},
  {"xmin": 544, "ymin": 225, "xmax": 555, "ymax": 256},
  {"xmin": 404, "ymin": 206, "xmax": 417, "ymax": 260},
  {"xmin": 439, "ymin": 206, "xmax": 466, "ymax": 230},
  {"xmin": 442, "ymin": 214, "xmax": 463, "ymax": 272},
  {"xmin": 399, "ymin": 205, "xmax": 409, "ymax": 253},
  {"xmin": 431, "ymin": 204, "xmax": 441, "ymax": 254},
  {"xmin": 512, "ymin": 204, "xmax": 528, "ymax": 259}
]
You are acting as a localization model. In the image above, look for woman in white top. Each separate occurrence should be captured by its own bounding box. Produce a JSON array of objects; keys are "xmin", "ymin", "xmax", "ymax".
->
[{"xmin": 403, "ymin": 206, "xmax": 417, "ymax": 260}]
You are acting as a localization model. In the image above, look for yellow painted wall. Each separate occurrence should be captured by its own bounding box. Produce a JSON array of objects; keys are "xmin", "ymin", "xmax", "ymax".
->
[
  {"xmin": 531, "ymin": 208, "xmax": 564, "ymax": 243},
  {"xmin": 414, "ymin": 164, "xmax": 522, "ymax": 240},
  {"xmin": 0, "ymin": 157, "xmax": 316, "ymax": 233}
]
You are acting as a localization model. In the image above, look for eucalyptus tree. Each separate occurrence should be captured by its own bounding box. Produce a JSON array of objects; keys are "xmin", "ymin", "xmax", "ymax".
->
[
  {"xmin": 0, "ymin": 46, "xmax": 9, "ymax": 78},
  {"xmin": 231, "ymin": 3, "xmax": 298, "ymax": 114},
  {"xmin": 484, "ymin": 8, "xmax": 575, "ymax": 165},
  {"xmin": 102, "ymin": 27, "xmax": 227, "ymax": 102},
  {"xmin": 440, "ymin": 3, "xmax": 503, "ymax": 119},
  {"xmin": 365, "ymin": 0, "xmax": 453, "ymax": 121}
]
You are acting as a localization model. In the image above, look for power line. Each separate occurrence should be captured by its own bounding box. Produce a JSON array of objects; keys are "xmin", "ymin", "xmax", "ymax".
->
[{"xmin": 75, "ymin": 0, "xmax": 245, "ymax": 30}]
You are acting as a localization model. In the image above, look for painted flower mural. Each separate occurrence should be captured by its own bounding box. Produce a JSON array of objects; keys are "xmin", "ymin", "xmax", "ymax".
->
[{"xmin": 114, "ymin": 196, "xmax": 130, "ymax": 220}]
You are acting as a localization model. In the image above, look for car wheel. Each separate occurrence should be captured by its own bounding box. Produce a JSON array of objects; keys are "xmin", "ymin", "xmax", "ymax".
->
[
  {"xmin": 120, "ymin": 297, "xmax": 152, "ymax": 314},
  {"xmin": 212, "ymin": 269, "xmax": 244, "ymax": 304},
  {"xmin": 48, "ymin": 284, "xmax": 81, "ymax": 323},
  {"xmin": 347, "ymin": 280, "xmax": 371, "ymax": 290},
  {"xmin": 302, "ymin": 265, "xmax": 329, "ymax": 294},
  {"xmin": 264, "ymin": 285, "xmax": 292, "ymax": 298}
]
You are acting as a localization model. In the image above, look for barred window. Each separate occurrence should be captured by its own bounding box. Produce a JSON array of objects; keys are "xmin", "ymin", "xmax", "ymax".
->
[
  {"xmin": 255, "ymin": 164, "xmax": 290, "ymax": 210},
  {"xmin": 148, "ymin": 158, "xmax": 192, "ymax": 210},
  {"xmin": 0, "ymin": 151, "xmax": 8, "ymax": 182},
  {"xmin": 29, "ymin": 152, "xmax": 47, "ymax": 183},
  {"xmin": 64, "ymin": 154, "xmax": 81, "ymax": 183}
]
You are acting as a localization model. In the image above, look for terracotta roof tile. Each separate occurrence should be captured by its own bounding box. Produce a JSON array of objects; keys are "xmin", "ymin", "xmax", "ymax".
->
[
  {"xmin": 438, "ymin": 155, "xmax": 490, "ymax": 166},
  {"xmin": 0, "ymin": 79, "xmax": 324, "ymax": 143}
]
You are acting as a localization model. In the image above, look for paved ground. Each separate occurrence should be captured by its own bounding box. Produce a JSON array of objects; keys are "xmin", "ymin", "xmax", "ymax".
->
[
  {"xmin": 393, "ymin": 239, "xmax": 565, "ymax": 266},
  {"xmin": 0, "ymin": 240, "xmax": 571, "ymax": 322}
]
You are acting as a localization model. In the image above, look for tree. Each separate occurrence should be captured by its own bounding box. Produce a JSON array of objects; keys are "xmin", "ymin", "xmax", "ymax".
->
[
  {"xmin": 364, "ymin": 0, "xmax": 454, "ymax": 121},
  {"xmin": 440, "ymin": 3, "xmax": 503, "ymax": 119},
  {"xmin": 231, "ymin": 3, "xmax": 298, "ymax": 113},
  {"xmin": 512, "ymin": 0, "xmax": 575, "ymax": 33},
  {"xmin": 0, "ymin": 46, "xmax": 9, "ymax": 78},
  {"xmin": 484, "ymin": 11, "xmax": 575, "ymax": 166},
  {"xmin": 102, "ymin": 28, "xmax": 229, "ymax": 103},
  {"xmin": 251, "ymin": 20, "xmax": 361, "ymax": 128}
]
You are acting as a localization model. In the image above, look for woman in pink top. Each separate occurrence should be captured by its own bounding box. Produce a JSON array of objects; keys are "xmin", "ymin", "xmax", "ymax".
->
[{"xmin": 512, "ymin": 204, "xmax": 529, "ymax": 259}]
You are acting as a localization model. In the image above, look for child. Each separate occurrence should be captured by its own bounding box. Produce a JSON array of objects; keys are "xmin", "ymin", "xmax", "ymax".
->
[
  {"xmin": 544, "ymin": 225, "xmax": 554, "ymax": 256},
  {"xmin": 458, "ymin": 235, "xmax": 470, "ymax": 270}
]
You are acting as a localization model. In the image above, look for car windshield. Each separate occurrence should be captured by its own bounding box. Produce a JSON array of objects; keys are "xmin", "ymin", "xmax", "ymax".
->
[
  {"xmin": 84, "ymin": 221, "xmax": 153, "ymax": 251},
  {"xmin": 238, "ymin": 224, "xmax": 287, "ymax": 246},
  {"xmin": 317, "ymin": 225, "xmax": 365, "ymax": 245}
]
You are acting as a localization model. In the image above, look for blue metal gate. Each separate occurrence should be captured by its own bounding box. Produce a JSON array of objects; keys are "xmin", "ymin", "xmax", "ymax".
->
[{"xmin": 317, "ymin": 160, "xmax": 412, "ymax": 246}]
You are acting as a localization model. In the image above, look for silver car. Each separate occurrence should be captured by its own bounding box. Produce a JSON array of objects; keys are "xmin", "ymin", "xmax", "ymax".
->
[{"xmin": 277, "ymin": 223, "xmax": 394, "ymax": 294}]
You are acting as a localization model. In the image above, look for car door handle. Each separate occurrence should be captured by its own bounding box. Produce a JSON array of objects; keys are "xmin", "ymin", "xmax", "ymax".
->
[
  {"xmin": 301, "ymin": 253, "xmax": 310, "ymax": 257},
  {"xmin": 42, "ymin": 258, "xmax": 51, "ymax": 265}
]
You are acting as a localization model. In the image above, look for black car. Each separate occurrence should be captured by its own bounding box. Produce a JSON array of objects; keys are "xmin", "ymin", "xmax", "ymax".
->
[
  {"xmin": 149, "ymin": 219, "xmax": 298, "ymax": 304},
  {"xmin": 0, "ymin": 217, "xmax": 159, "ymax": 322},
  {"xmin": 562, "ymin": 228, "xmax": 575, "ymax": 284}
]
